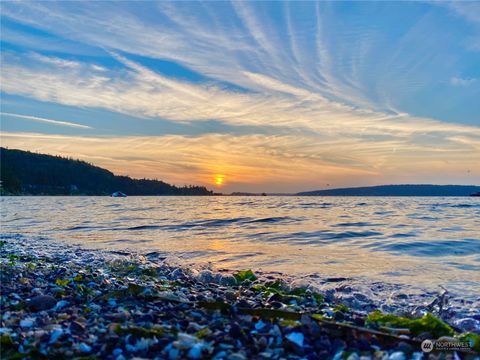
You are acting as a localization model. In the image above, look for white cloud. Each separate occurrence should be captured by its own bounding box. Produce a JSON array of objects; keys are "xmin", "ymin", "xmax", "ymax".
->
[
  {"xmin": 31, "ymin": 54, "xmax": 81, "ymax": 68},
  {"xmin": 450, "ymin": 76, "xmax": 477, "ymax": 87}
]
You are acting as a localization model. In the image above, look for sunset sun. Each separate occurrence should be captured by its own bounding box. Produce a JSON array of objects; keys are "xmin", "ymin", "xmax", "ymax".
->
[{"xmin": 214, "ymin": 174, "xmax": 225, "ymax": 186}]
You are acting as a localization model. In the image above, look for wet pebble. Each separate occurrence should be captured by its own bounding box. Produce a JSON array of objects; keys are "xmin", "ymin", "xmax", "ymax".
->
[{"xmin": 28, "ymin": 295, "xmax": 57, "ymax": 311}]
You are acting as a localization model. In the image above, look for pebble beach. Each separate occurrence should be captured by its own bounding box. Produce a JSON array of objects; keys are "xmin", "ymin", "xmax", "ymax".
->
[{"xmin": 1, "ymin": 235, "xmax": 479, "ymax": 360}]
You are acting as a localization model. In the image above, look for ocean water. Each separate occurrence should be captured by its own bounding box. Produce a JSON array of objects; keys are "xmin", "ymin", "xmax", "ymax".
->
[{"xmin": 1, "ymin": 196, "xmax": 479, "ymax": 325}]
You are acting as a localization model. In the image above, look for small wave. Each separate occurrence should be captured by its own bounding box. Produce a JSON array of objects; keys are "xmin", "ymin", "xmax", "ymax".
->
[
  {"xmin": 104, "ymin": 239, "xmax": 153, "ymax": 244},
  {"xmin": 371, "ymin": 239, "xmax": 480, "ymax": 257},
  {"xmin": 423, "ymin": 202, "xmax": 480, "ymax": 209},
  {"xmin": 245, "ymin": 216, "xmax": 294, "ymax": 224},
  {"xmin": 125, "ymin": 225, "xmax": 163, "ymax": 231},
  {"xmin": 194, "ymin": 217, "xmax": 252, "ymax": 227},
  {"xmin": 450, "ymin": 204, "xmax": 480, "ymax": 208},
  {"xmin": 302, "ymin": 202, "xmax": 333, "ymax": 208},
  {"xmin": 66, "ymin": 225, "xmax": 102, "ymax": 231},
  {"xmin": 390, "ymin": 232, "xmax": 417, "ymax": 238},
  {"xmin": 216, "ymin": 252, "xmax": 265, "ymax": 263},
  {"xmin": 333, "ymin": 222, "xmax": 377, "ymax": 227},
  {"xmin": 128, "ymin": 206, "xmax": 160, "ymax": 211},
  {"xmin": 265, "ymin": 229, "xmax": 383, "ymax": 244}
]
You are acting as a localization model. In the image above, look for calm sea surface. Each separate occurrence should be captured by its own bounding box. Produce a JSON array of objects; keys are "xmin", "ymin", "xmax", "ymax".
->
[{"xmin": 1, "ymin": 196, "xmax": 479, "ymax": 312}]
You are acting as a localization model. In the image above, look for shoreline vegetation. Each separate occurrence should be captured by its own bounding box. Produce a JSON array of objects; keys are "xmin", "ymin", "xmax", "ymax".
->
[
  {"xmin": 1, "ymin": 238, "xmax": 478, "ymax": 359},
  {"xmin": 0, "ymin": 148, "xmax": 213, "ymax": 196}
]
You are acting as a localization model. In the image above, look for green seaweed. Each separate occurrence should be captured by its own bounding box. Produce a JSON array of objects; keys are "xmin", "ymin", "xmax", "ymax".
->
[
  {"xmin": 1, "ymin": 334, "xmax": 14, "ymax": 347},
  {"xmin": 252, "ymin": 283, "xmax": 324, "ymax": 305},
  {"xmin": 141, "ymin": 267, "xmax": 158, "ymax": 277},
  {"xmin": 366, "ymin": 311, "xmax": 454, "ymax": 338},
  {"xmin": 194, "ymin": 327, "xmax": 211, "ymax": 338},
  {"xmin": 279, "ymin": 319, "xmax": 300, "ymax": 327},
  {"xmin": 312, "ymin": 293, "xmax": 324, "ymax": 305},
  {"xmin": 334, "ymin": 304, "xmax": 350, "ymax": 313},
  {"xmin": 233, "ymin": 269, "xmax": 257, "ymax": 283},
  {"xmin": 114, "ymin": 325, "xmax": 164, "ymax": 338},
  {"xmin": 55, "ymin": 278, "xmax": 70, "ymax": 287},
  {"xmin": 311, "ymin": 314, "xmax": 327, "ymax": 321},
  {"xmin": 105, "ymin": 283, "xmax": 147, "ymax": 299}
]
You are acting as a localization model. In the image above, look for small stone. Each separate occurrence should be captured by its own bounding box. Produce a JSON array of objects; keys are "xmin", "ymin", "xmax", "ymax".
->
[
  {"xmin": 106, "ymin": 312, "xmax": 129, "ymax": 322},
  {"xmin": 416, "ymin": 332, "xmax": 433, "ymax": 341},
  {"xmin": 229, "ymin": 323, "xmax": 245, "ymax": 341},
  {"xmin": 20, "ymin": 319, "xmax": 34, "ymax": 328},
  {"xmin": 255, "ymin": 320, "xmax": 267, "ymax": 330},
  {"xmin": 286, "ymin": 332, "xmax": 304, "ymax": 347},
  {"xmin": 454, "ymin": 318, "xmax": 480, "ymax": 332},
  {"xmin": 70, "ymin": 321, "xmax": 85, "ymax": 334},
  {"xmin": 174, "ymin": 333, "xmax": 197, "ymax": 349},
  {"xmin": 212, "ymin": 351, "xmax": 227, "ymax": 360},
  {"xmin": 49, "ymin": 328, "xmax": 64, "ymax": 344},
  {"xmin": 198, "ymin": 270, "xmax": 216, "ymax": 283},
  {"xmin": 228, "ymin": 353, "xmax": 246, "ymax": 360},
  {"xmin": 388, "ymin": 352, "xmax": 406, "ymax": 360},
  {"xmin": 187, "ymin": 343, "xmax": 203, "ymax": 359},
  {"xmin": 169, "ymin": 347, "xmax": 180, "ymax": 360},
  {"xmin": 28, "ymin": 295, "xmax": 57, "ymax": 311},
  {"xmin": 396, "ymin": 341, "xmax": 412, "ymax": 354},
  {"xmin": 219, "ymin": 274, "xmax": 237, "ymax": 286},
  {"xmin": 54, "ymin": 300, "xmax": 69, "ymax": 311},
  {"xmin": 79, "ymin": 343, "xmax": 92, "ymax": 353},
  {"xmin": 257, "ymin": 336, "xmax": 268, "ymax": 349}
]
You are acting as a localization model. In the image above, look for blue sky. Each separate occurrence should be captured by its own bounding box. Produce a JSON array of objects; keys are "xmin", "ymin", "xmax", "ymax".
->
[{"xmin": 1, "ymin": 1, "xmax": 479, "ymax": 192}]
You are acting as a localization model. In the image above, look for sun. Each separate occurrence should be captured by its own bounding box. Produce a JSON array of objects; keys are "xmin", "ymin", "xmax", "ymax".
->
[{"xmin": 214, "ymin": 174, "xmax": 225, "ymax": 186}]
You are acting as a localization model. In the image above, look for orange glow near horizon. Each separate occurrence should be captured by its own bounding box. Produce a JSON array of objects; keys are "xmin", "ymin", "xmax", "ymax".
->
[{"xmin": 214, "ymin": 174, "xmax": 225, "ymax": 186}]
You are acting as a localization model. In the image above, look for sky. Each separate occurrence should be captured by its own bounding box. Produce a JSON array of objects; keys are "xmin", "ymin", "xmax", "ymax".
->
[{"xmin": 1, "ymin": 1, "xmax": 479, "ymax": 193}]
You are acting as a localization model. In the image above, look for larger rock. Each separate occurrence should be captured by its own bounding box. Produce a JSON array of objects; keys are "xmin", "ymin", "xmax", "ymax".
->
[{"xmin": 28, "ymin": 295, "xmax": 57, "ymax": 311}]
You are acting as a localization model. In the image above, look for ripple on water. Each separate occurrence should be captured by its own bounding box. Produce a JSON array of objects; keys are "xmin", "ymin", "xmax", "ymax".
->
[
  {"xmin": 264, "ymin": 229, "xmax": 383, "ymax": 245},
  {"xmin": 333, "ymin": 221, "xmax": 379, "ymax": 227},
  {"xmin": 368, "ymin": 238, "xmax": 480, "ymax": 257}
]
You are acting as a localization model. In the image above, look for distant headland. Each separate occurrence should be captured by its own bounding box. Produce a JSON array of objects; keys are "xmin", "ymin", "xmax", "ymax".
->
[
  {"xmin": 230, "ymin": 185, "xmax": 480, "ymax": 196},
  {"xmin": 296, "ymin": 184, "xmax": 480, "ymax": 197}
]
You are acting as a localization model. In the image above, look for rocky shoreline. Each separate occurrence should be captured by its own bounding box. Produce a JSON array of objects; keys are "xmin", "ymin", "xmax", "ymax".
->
[{"xmin": 1, "ymin": 236, "xmax": 479, "ymax": 359}]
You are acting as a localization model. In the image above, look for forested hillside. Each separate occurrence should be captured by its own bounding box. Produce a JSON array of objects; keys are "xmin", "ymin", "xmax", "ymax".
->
[{"xmin": 0, "ymin": 148, "xmax": 212, "ymax": 196}]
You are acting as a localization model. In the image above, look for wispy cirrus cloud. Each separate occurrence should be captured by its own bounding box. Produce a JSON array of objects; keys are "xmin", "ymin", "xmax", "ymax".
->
[
  {"xmin": 1, "ymin": 51, "xmax": 479, "ymax": 138},
  {"xmin": 0, "ymin": 112, "xmax": 92, "ymax": 129}
]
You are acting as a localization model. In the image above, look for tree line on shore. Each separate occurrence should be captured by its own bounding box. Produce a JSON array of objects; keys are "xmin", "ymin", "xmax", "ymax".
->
[{"xmin": 0, "ymin": 147, "xmax": 212, "ymax": 196}]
